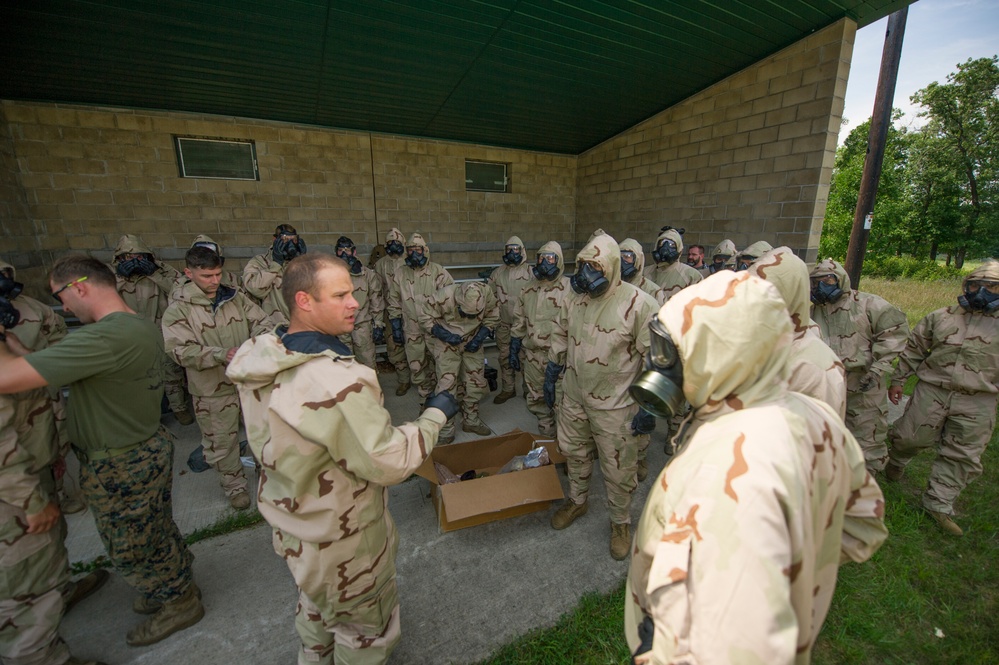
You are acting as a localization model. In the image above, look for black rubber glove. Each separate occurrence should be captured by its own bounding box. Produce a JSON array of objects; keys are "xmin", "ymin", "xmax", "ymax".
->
[
  {"xmin": 0, "ymin": 297, "xmax": 20, "ymax": 329},
  {"xmin": 272, "ymin": 237, "xmax": 289, "ymax": 264},
  {"xmin": 631, "ymin": 615, "xmax": 654, "ymax": 665},
  {"xmin": 464, "ymin": 326, "xmax": 492, "ymax": 353},
  {"xmin": 631, "ymin": 409, "xmax": 656, "ymax": 435},
  {"xmin": 543, "ymin": 362, "xmax": 563, "ymax": 408},
  {"xmin": 390, "ymin": 318, "xmax": 405, "ymax": 345},
  {"xmin": 115, "ymin": 257, "xmax": 140, "ymax": 278},
  {"xmin": 509, "ymin": 337, "xmax": 523, "ymax": 371},
  {"xmin": 373, "ymin": 327, "xmax": 385, "ymax": 345},
  {"xmin": 431, "ymin": 323, "xmax": 463, "ymax": 346},
  {"xmin": 133, "ymin": 256, "xmax": 158, "ymax": 276},
  {"xmin": 424, "ymin": 390, "xmax": 459, "ymax": 421}
]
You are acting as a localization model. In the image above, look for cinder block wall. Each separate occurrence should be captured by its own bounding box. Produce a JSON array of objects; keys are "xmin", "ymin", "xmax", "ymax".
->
[
  {"xmin": 0, "ymin": 103, "xmax": 577, "ymax": 297},
  {"xmin": 576, "ymin": 18, "xmax": 854, "ymax": 263}
]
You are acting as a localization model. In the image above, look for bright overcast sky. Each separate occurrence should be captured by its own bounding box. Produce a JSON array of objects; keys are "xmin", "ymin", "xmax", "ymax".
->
[{"xmin": 839, "ymin": 0, "xmax": 999, "ymax": 142}]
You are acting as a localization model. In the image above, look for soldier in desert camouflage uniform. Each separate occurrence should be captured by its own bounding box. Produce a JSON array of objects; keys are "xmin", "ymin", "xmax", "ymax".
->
[
  {"xmin": 644, "ymin": 227, "xmax": 702, "ymax": 305},
  {"xmin": 170, "ymin": 235, "xmax": 242, "ymax": 297},
  {"xmin": 334, "ymin": 236, "xmax": 384, "ymax": 370},
  {"xmin": 884, "ymin": 261, "xmax": 999, "ymax": 536},
  {"xmin": 734, "ymin": 239, "xmax": 774, "ymax": 271},
  {"xmin": 386, "ymin": 233, "xmax": 454, "ymax": 400},
  {"xmin": 243, "ymin": 224, "xmax": 307, "ymax": 325},
  {"xmin": 707, "ymin": 238, "xmax": 738, "ymax": 274},
  {"xmin": 373, "ymin": 228, "xmax": 411, "ymax": 395},
  {"xmin": 749, "ymin": 247, "xmax": 846, "ymax": 417},
  {"xmin": 110, "ymin": 234, "xmax": 191, "ymax": 425},
  {"xmin": 422, "ymin": 281, "xmax": 500, "ymax": 441},
  {"xmin": 625, "ymin": 271, "xmax": 887, "ymax": 665},
  {"xmin": 227, "ymin": 252, "xmax": 458, "ymax": 665},
  {"xmin": 810, "ymin": 259, "xmax": 908, "ymax": 473},
  {"xmin": 545, "ymin": 233, "xmax": 659, "ymax": 560},
  {"xmin": 510, "ymin": 241, "xmax": 571, "ymax": 438},
  {"xmin": 619, "ymin": 238, "xmax": 660, "ymax": 297},
  {"xmin": 162, "ymin": 247, "xmax": 271, "ymax": 509},
  {"xmin": 487, "ymin": 236, "xmax": 534, "ymax": 404}
]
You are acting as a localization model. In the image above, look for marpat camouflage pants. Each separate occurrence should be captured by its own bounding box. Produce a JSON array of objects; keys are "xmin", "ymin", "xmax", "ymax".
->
[
  {"xmin": 274, "ymin": 515, "xmax": 401, "ymax": 665},
  {"xmin": 556, "ymin": 396, "xmax": 639, "ymax": 524},
  {"xmin": 193, "ymin": 393, "xmax": 247, "ymax": 496},
  {"xmin": 888, "ymin": 381, "xmax": 997, "ymax": 515},
  {"xmin": 79, "ymin": 427, "xmax": 195, "ymax": 604}
]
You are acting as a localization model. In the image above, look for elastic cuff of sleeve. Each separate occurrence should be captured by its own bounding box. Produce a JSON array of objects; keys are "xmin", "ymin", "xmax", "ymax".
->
[
  {"xmin": 25, "ymin": 489, "xmax": 54, "ymax": 517},
  {"xmin": 419, "ymin": 408, "xmax": 448, "ymax": 427}
]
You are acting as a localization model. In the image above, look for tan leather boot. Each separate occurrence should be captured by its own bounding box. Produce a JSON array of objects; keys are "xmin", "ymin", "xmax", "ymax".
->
[
  {"xmin": 637, "ymin": 458, "xmax": 648, "ymax": 482},
  {"xmin": 610, "ymin": 522, "xmax": 632, "ymax": 560},
  {"xmin": 127, "ymin": 584, "xmax": 205, "ymax": 645},
  {"xmin": 493, "ymin": 390, "xmax": 516, "ymax": 405},
  {"xmin": 395, "ymin": 381, "xmax": 411, "ymax": 396},
  {"xmin": 134, "ymin": 582, "xmax": 202, "ymax": 615},
  {"xmin": 551, "ymin": 500, "xmax": 588, "ymax": 530},
  {"xmin": 926, "ymin": 510, "xmax": 963, "ymax": 536}
]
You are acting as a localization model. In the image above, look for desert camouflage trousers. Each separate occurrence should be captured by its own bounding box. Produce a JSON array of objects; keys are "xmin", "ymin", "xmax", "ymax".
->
[
  {"xmin": 79, "ymin": 427, "xmax": 195, "ymax": 604},
  {"xmin": 494, "ymin": 323, "xmax": 519, "ymax": 395},
  {"xmin": 274, "ymin": 514, "xmax": 401, "ymax": 665},
  {"xmin": 402, "ymin": 328, "xmax": 436, "ymax": 399},
  {"xmin": 523, "ymin": 347, "xmax": 557, "ymax": 437},
  {"xmin": 383, "ymin": 314, "xmax": 410, "ymax": 384},
  {"xmin": 556, "ymin": 396, "xmax": 640, "ymax": 524},
  {"xmin": 0, "ymin": 472, "xmax": 71, "ymax": 665},
  {"xmin": 343, "ymin": 321, "xmax": 376, "ymax": 370},
  {"xmin": 430, "ymin": 340, "xmax": 488, "ymax": 435},
  {"xmin": 193, "ymin": 393, "xmax": 247, "ymax": 496},
  {"xmin": 888, "ymin": 382, "xmax": 997, "ymax": 515},
  {"xmin": 845, "ymin": 370, "xmax": 891, "ymax": 472},
  {"xmin": 163, "ymin": 353, "xmax": 189, "ymax": 415}
]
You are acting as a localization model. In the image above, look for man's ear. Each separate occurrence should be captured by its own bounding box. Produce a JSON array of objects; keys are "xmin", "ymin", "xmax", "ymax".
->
[
  {"xmin": 294, "ymin": 290, "xmax": 313, "ymax": 312},
  {"xmin": 184, "ymin": 268, "xmax": 194, "ymax": 280}
]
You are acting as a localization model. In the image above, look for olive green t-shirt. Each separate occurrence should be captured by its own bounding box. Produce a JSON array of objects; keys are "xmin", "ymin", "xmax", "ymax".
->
[{"xmin": 26, "ymin": 312, "xmax": 164, "ymax": 453}]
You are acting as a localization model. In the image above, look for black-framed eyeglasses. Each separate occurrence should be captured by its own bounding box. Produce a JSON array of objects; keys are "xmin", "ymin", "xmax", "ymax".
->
[{"xmin": 52, "ymin": 276, "xmax": 88, "ymax": 303}]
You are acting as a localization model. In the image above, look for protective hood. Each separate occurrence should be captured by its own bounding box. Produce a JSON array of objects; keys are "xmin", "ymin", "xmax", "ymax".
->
[
  {"xmin": 191, "ymin": 234, "xmax": 224, "ymax": 253},
  {"xmin": 748, "ymin": 246, "xmax": 815, "ymax": 337},
  {"xmin": 619, "ymin": 238, "xmax": 647, "ymax": 277},
  {"xmin": 963, "ymin": 260, "xmax": 999, "ymax": 289},
  {"xmin": 810, "ymin": 258, "xmax": 851, "ymax": 293},
  {"xmin": 587, "ymin": 228, "xmax": 609, "ymax": 244},
  {"xmin": 113, "ymin": 234, "xmax": 155, "ymax": 260},
  {"xmin": 455, "ymin": 281, "xmax": 490, "ymax": 316},
  {"xmin": 575, "ymin": 233, "xmax": 621, "ymax": 295},
  {"xmin": 659, "ymin": 271, "xmax": 791, "ymax": 413},
  {"xmin": 226, "ymin": 331, "xmax": 344, "ymax": 393},
  {"xmin": 656, "ymin": 228, "xmax": 684, "ymax": 255},
  {"xmin": 505, "ymin": 235, "xmax": 525, "ymax": 253},
  {"xmin": 386, "ymin": 227, "xmax": 405, "ymax": 244},
  {"xmin": 407, "ymin": 232, "xmax": 430, "ymax": 256},
  {"xmin": 738, "ymin": 240, "xmax": 774, "ymax": 261},
  {"xmin": 711, "ymin": 239, "xmax": 738, "ymax": 261},
  {"xmin": 0, "ymin": 259, "xmax": 14, "ymax": 279},
  {"xmin": 537, "ymin": 240, "xmax": 566, "ymax": 281}
]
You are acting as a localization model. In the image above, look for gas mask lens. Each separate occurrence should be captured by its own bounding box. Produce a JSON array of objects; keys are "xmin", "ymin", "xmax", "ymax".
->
[
  {"xmin": 629, "ymin": 318, "xmax": 685, "ymax": 419},
  {"xmin": 647, "ymin": 318, "xmax": 678, "ymax": 370}
]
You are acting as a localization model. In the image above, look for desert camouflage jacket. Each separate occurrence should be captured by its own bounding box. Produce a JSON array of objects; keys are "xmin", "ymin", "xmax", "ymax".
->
[
  {"xmin": 511, "ymin": 241, "xmax": 571, "ymax": 353},
  {"xmin": 111, "ymin": 235, "xmax": 180, "ymax": 326},
  {"xmin": 420, "ymin": 282, "xmax": 500, "ymax": 342},
  {"xmin": 242, "ymin": 252, "xmax": 290, "ymax": 324},
  {"xmin": 226, "ymin": 332, "xmax": 446, "ymax": 543},
  {"xmin": 625, "ymin": 272, "xmax": 887, "ymax": 665},
  {"xmin": 350, "ymin": 265, "xmax": 385, "ymax": 328},
  {"xmin": 488, "ymin": 235, "xmax": 534, "ymax": 325},
  {"xmin": 620, "ymin": 238, "xmax": 660, "ymax": 297},
  {"xmin": 386, "ymin": 235, "xmax": 453, "ymax": 332},
  {"xmin": 0, "ymin": 390, "xmax": 57, "ymax": 519},
  {"xmin": 644, "ymin": 228, "xmax": 703, "ymax": 302}
]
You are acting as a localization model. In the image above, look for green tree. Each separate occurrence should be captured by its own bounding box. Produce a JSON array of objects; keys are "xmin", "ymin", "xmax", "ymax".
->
[{"xmin": 911, "ymin": 56, "xmax": 999, "ymax": 268}]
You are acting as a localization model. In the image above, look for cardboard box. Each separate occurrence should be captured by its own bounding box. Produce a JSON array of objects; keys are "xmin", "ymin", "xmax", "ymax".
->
[{"xmin": 415, "ymin": 430, "xmax": 566, "ymax": 533}]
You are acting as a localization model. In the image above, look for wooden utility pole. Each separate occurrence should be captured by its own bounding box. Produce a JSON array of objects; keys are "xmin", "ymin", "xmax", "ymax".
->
[{"xmin": 844, "ymin": 7, "xmax": 909, "ymax": 288}]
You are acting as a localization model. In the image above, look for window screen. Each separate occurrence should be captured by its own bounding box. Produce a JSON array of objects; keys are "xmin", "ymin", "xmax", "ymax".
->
[
  {"xmin": 465, "ymin": 160, "xmax": 509, "ymax": 192},
  {"xmin": 175, "ymin": 137, "xmax": 258, "ymax": 180}
]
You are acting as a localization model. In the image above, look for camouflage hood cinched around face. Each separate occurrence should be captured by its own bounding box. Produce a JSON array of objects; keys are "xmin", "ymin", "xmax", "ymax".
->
[
  {"xmin": 749, "ymin": 246, "xmax": 815, "ymax": 336},
  {"xmin": 658, "ymin": 271, "xmax": 792, "ymax": 413},
  {"xmin": 505, "ymin": 235, "xmax": 525, "ymax": 255},
  {"xmin": 810, "ymin": 258, "xmax": 851, "ymax": 293},
  {"xmin": 113, "ymin": 234, "xmax": 155, "ymax": 261},
  {"xmin": 407, "ymin": 232, "xmax": 430, "ymax": 258},
  {"xmin": 386, "ymin": 227, "xmax": 405, "ymax": 244},
  {"xmin": 575, "ymin": 232, "xmax": 621, "ymax": 295},
  {"xmin": 538, "ymin": 240, "xmax": 566, "ymax": 281},
  {"xmin": 963, "ymin": 260, "xmax": 999, "ymax": 290},
  {"xmin": 711, "ymin": 239, "xmax": 738, "ymax": 263},
  {"xmin": 620, "ymin": 238, "xmax": 648, "ymax": 276},
  {"xmin": 656, "ymin": 228, "xmax": 684, "ymax": 255},
  {"xmin": 455, "ymin": 281, "xmax": 490, "ymax": 315}
]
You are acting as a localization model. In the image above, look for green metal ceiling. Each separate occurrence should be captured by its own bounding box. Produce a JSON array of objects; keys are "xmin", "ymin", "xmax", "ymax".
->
[{"xmin": 1, "ymin": 0, "xmax": 913, "ymax": 154}]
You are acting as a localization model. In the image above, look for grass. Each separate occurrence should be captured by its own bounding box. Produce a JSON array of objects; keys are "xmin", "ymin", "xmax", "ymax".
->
[{"xmin": 476, "ymin": 276, "xmax": 999, "ymax": 664}]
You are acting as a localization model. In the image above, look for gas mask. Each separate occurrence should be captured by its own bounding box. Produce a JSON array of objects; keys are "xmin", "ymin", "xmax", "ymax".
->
[
  {"xmin": 533, "ymin": 252, "xmax": 560, "ymax": 281},
  {"xmin": 0, "ymin": 273, "xmax": 24, "ymax": 300},
  {"xmin": 193, "ymin": 241, "xmax": 225, "ymax": 266},
  {"xmin": 652, "ymin": 239, "xmax": 680, "ymax": 265},
  {"xmin": 629, "ymin": 318, "xmax": 685, "ymax": 419},
  {"xmin": 0, "ymin": 297, "xmax": 19, "ymax": 330},
  {"xmin": 620, "ymin": 251, "xmax": 638, "ymax": 281},
  {"xmin": 272, "ymin": 236, "xmax": 306, "ymax": 264},
  {"xmin": 736, "ymin": 255, "xmax": 757, "ymax": 272},
  {"xmin": 810, "ymin": 277, "xmax": 844, "ymax": 305},
  {"xmin": 335, "ymin": 237, "xmax": 363, "ymax": 275},
  {"xmin": 405, "ymin": 246, "xmax": 428, "ymax": 269},
  {"xmin": 385, "ymin": 240, "xmax": 405, "ymax": 257},
  {"xmin": 708, "ymin": 256, "xmax": 732, "ymax": 274},
  {"xmin": 116, "ymin": 254, "xmax": 158, "ymax": 278},
  {"xmin": 570, "ymin": 262, "xmax": 610, "ymax": 297},
  {"xmin": 958, "ymin": 280, "xmax": 999, "ymax": 312},
  {"xmin": 502, "ymin": 245, "xmax": 523, "ymax": 266}
]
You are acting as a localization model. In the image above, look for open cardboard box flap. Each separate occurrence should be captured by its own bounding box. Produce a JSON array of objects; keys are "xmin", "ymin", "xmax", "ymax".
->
[{"xmin": 415, "ymin": 429, "xmax": 564, "ymax": 485}]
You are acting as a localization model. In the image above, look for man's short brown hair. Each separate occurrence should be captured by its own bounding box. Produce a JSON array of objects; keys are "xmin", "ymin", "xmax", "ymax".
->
[
  {"xmin": 50, "ymin": 255, "xmax": 116, "ymax": 289},
  {"xmin": 185, "ymin": 246, "xmax": 223, "ymax": 270},
  {"xmin": 281, "ymin": 253, "xmax": 349, "ymax": 315}
]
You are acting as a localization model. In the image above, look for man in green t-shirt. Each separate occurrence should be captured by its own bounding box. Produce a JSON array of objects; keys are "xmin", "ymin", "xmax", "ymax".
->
[{"xmin": 0, "ymin": 255, "xmax": 203, "ymax": 648}]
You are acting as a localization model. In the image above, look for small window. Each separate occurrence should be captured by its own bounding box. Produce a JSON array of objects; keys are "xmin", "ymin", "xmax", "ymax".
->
[
  {"xmin": 465, "ymin": 160, "xmax": 509, "ymax": 192},
  {"xmin": 175, "ymin": 137, "xmax": 258, "ymax": 180}
]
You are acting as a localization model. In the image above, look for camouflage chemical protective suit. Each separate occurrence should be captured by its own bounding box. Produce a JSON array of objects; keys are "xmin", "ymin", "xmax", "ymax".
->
[
  {"xmin": 487, "ymin": 235, "xmax": 534, "ymax": 399},
  {"xmin": 888, "ymin": 262, "xmax": 999, "ymax": 517},
  {"xmin": 644, "ymin": 228, "xmax": 703, "ymax": 304},
  {"xmin": 341, "ymin": 264, "xmax": 385, "ymax": 371},
  {"xmin": 707, "ymin": 238, "xmax": 738, "ymax": 274},
  {"xmin": 749, "ymin": 247, "xmax": 847, "ymax": 418},
  {"xmin": 619, "ymin": 238, "xmax": 661, "ymax": 297},
  {"xmin": 810, "ymin": 259, "xmax": 908, "ymax": 472},
  {"xmin": 111, "ymin": 234, "xmax": 189, "ymax": 419},
  {"xmin": 226, "ymin": 331, "xmax": 448, "ymax": 665},
  {"xmin": 421, "ymin": 281, "xmax": 500, "ymax": 439},
  {"xmin": 170, "ymin": 234, "xmax": 242, "ymax": 297},
  {"xmin": 386, "ymin": 233, "xmax": 454, "ymax": 399},
  {"xmin": 373, "ymin": 228, "xmax": 410, "ymax": 390},
  {"xmin": 735, "ymin": 239, "xmax": 774, "ymax": 271},
  {"xmin": 625, "ymin": 271, "xmax": 888, "ymax": 665},
  {"xmin": 511, "ymin": 241, "xmax": 571, "ymax": 437},
  {"xmin": 549, "ymin": 234, "xmax": 659, "ymax": 526},
  {"xmin": 243, "ymin": 249, "xmax": 291, "ymax": 325},
  {"xmin": 162, "ymin": 282, "xmax": 271, "ymax": 498}
]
